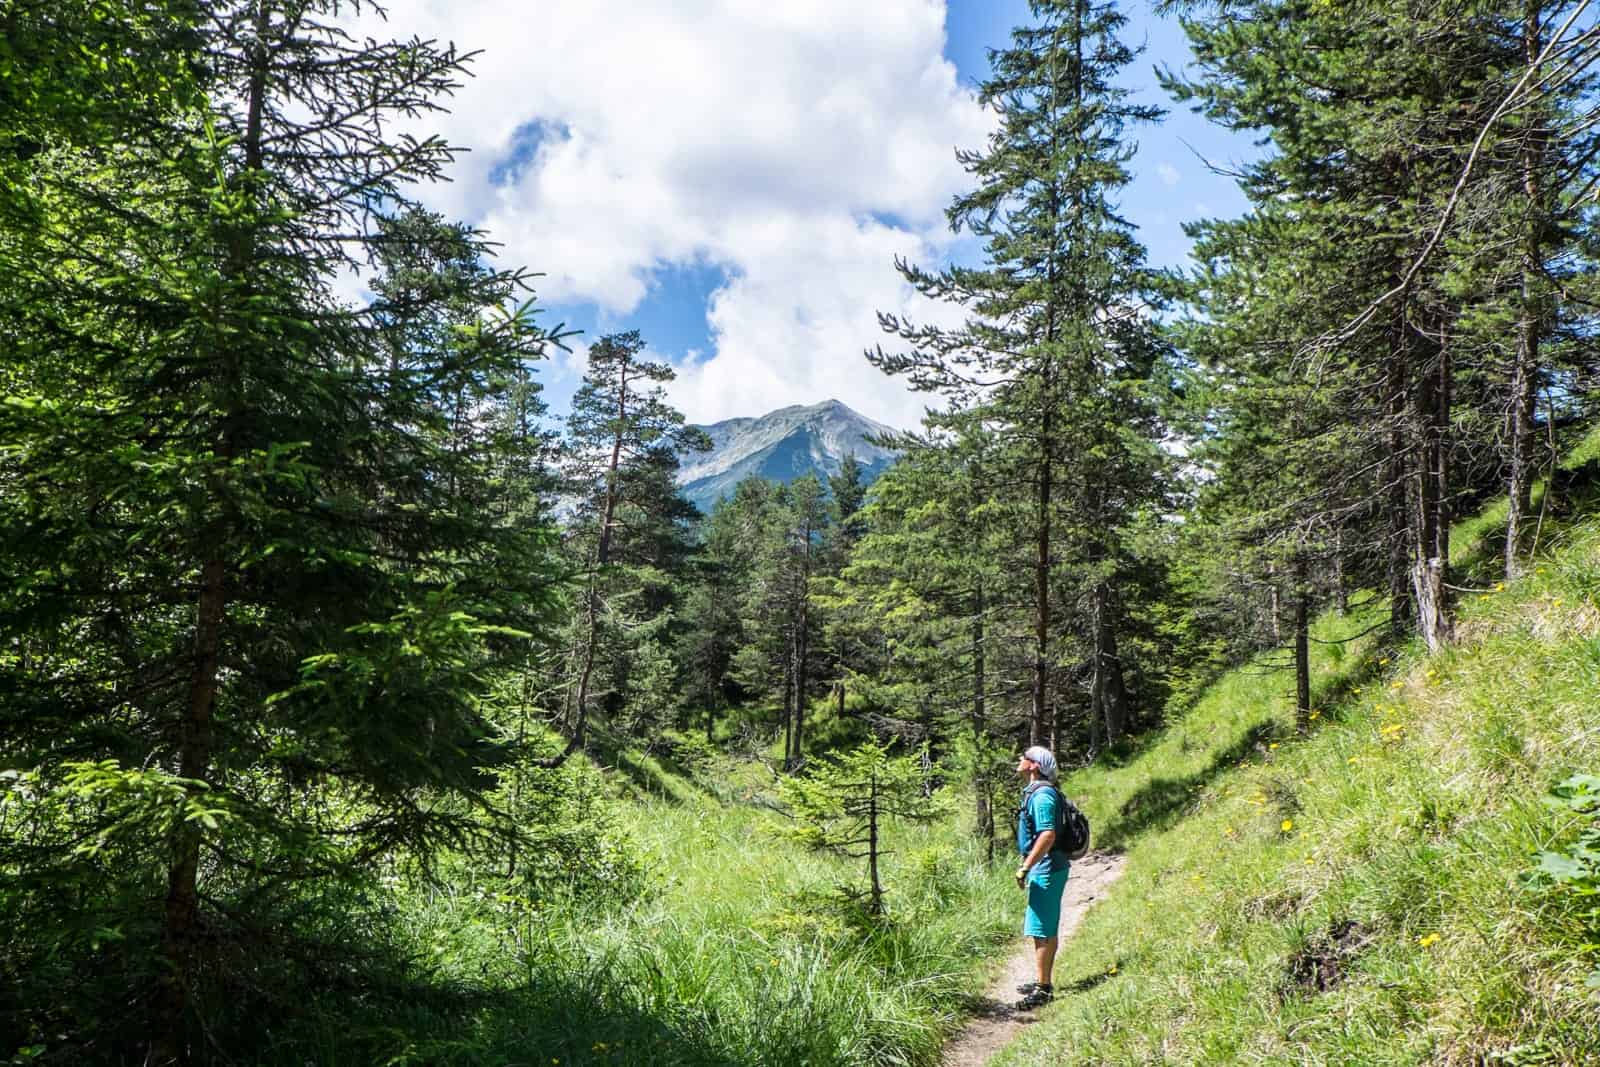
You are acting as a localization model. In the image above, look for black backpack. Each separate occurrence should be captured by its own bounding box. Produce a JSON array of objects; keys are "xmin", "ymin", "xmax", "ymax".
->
[{"xmin": 1021, "ymin": 782, "xmax": 1092, "ymax": 861}]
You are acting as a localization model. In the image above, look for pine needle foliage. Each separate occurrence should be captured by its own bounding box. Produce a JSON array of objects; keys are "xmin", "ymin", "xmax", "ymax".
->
[{"xmin": 777, "ymin": 741, "xmax": 948, "ymax": 915}]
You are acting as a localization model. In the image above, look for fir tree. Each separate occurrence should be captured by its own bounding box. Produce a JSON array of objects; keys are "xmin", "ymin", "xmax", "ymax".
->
[
  {"xmin": 0, "ymin": 2, "xmax": 565, "ymax": 1055},
  {"xmin": 873, "ymin": 0, "xmax": 1169, "ymax": 745}
]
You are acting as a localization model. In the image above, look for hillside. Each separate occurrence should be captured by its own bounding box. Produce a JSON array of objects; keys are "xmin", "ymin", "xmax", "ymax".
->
[
  {"xmin": 981, "ymin": 433, "xmax": 1600, "ymax": 1065},
  {"xmin": 678, "ymin": 400, "xmax": 899, "ymax": 511}
]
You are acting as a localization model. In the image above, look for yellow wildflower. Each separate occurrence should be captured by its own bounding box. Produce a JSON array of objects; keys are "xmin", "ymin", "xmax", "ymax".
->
[
  {"xmin": 1417, "ymin": 933, "xmax": 1440, "ymax": 948},
  {"xmin": 1281, "ymin": 819, "xmax": 1294, "ymax": 832}
]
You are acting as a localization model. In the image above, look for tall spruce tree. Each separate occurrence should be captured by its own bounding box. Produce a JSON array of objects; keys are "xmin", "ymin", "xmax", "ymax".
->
[
  {"xmin": 0, "ymin": 2, "xmax": 565, "ymax": 1056},
  {"xmin": 555, "ymin": 331, "xmax": 707, "ymax": 758},
  {"xmin": 873, "ymin": 0, "xmax": 1169, "ymax": 746},
  {"xmin": 1164, "ymin": 0, "xmax": 1527, "ymax": 651}
]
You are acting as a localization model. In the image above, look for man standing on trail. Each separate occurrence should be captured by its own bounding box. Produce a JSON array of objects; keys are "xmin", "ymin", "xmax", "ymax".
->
[{"xmin": 1013, "ymin": 745, "xmax": 1069, "ymax": 1010}]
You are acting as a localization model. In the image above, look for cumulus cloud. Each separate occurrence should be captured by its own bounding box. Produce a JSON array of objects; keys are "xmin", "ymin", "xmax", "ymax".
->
[
  {"xmin": 348, "ymin": 0, "xmax": 991, "ymax": 427},
  {"xmin": 1156, "ymin": 161, "xmax": 1181, "ymax": 187}
]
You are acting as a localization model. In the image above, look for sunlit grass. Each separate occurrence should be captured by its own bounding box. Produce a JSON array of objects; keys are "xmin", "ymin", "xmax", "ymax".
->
[
  {"xmin": 280, "ymin": 749, "xmax": 1019, "ymax": 1067},
  {"xmin": 990, "ymin": 516, "xmax": 1600, "ymax": 1064}
]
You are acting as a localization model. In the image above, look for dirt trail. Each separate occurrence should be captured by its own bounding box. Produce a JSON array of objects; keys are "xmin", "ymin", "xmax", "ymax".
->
[{"xmin": 941, "ymin": 852, "xmax": 1127, "ymax": 1067}]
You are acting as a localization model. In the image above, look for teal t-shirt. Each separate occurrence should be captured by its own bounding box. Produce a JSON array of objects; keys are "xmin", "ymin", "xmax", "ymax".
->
[{"xmin": 1016, "ymin": 783, "xmax": 1068, "ymax": 877}]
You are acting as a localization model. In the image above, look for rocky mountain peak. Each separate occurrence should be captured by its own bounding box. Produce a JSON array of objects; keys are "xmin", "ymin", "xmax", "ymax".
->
[{"xmin": 678, "ymin": 399, "xmax": 899, "ymax": 512}]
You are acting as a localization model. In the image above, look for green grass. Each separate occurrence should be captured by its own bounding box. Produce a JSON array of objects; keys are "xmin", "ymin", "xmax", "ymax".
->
[
  {"xmin": 990, "ymin": 489, "xmax": 1600, "ymax": 1063},
  {"xmin": 206, "ymin": 424, "xmax": 1600, "ymax": 1067},
  {"xmin": 271, "ymin": 751, "xmax": 1019, "ymax": 1067}
]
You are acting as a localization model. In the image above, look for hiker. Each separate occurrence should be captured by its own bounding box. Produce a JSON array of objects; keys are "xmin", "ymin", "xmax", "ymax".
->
[{"xmin": 1013, "ymin": 744, "xmax": 1069, "ymax": 1010}]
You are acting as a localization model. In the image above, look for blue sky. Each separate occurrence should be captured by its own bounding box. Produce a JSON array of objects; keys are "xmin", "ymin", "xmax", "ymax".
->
[{"xmin": 368, "ymin": 0, "xmax": 1259, "ymax": 428}]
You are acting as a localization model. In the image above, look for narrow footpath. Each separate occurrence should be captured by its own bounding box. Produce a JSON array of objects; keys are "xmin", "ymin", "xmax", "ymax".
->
[{"xmin": 942, "ymin": 852, "xmax": 1128, "ymax": 1067}]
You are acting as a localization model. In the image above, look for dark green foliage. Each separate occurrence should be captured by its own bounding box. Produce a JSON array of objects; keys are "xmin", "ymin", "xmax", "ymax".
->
[
  {"xmin": 550, "ymin": 330, "xmax": 708, "ymax": 757},
  {"xmin": 0, "ymin": 1, "xmax": 567, "ymax": 1059},
  {"xmin": 871, "ymin": 0, "xmax": 1174, "ymax": 752}
]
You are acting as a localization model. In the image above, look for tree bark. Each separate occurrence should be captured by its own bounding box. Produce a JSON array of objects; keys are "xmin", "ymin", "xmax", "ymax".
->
[
  {"xmin": 1506, "ymin": 0, "xmax": 1547, "ymax": 581},
  {"xmin": 970, "ymin": 590, "xmax": 992, "ymax": 854},
  {"xmin": 1091, "ymin": 580, "xmax": 1129, "ymax": 743},
  {"xmin": 1031, "ymin": 430, "xmax": 1052, "ymax": 746},
  {"xmin": 1412, "ymin": 325, "xmax": 1454, "ymax": 651},
  {"xmin": 1386, "ymin": 328, "xmax": 1413, "ymax": 639},
  {"xmin": 1294, "ymin": 554, "xmax": 1311, "ymax": 735},
  {"xmin": 1267, "ymin": 561, "xmax": 1282, "ymax": 643}
]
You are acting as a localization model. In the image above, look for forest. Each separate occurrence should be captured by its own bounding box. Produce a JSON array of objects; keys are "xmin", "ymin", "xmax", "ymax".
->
[{"xmin": 4, "ymin": 1, "xmax": 1600, "ymax": 1064}]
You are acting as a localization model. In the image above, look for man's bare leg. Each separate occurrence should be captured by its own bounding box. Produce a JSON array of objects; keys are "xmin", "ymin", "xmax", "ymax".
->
[{"xmin": 1033, "ymin": 935, "xmax": 1058, "ymax": 986}]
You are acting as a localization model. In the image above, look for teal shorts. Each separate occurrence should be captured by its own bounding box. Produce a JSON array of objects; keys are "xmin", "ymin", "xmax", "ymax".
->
[{"xmin": 1023, "ymin": 865, "xmax": 1070, "ymax": 938}]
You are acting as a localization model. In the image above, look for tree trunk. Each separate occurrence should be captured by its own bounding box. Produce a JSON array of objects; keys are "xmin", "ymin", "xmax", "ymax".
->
[
  {"xmin": 1091, "ymin": 580, "xmax": 1129, "ymax": 743},
  {"xmin": 565, "ymin": 361, "xmax": 627, "ymax": 755},
  {"xmin": 1412, "ymin": 326, "xmax": 1454, "ymax": 651},
  {"xmin": 971, "ymin": 588, "xmax": 993, "ymax": 853},
  {"xmin": 1294, "ymin": 555, "xmax": 1311, "ymax": 735},
  {"xmin": 1333, "ymin": 531, "xmax": 1349, "ymax": 614},
  {"xmin": 1031, "ymin": 434, "xmax": 1052, "ymax": 745},
  {"xmin": 792, "ymin": 541, "xmax": 809, "ymax": 768},
  {"xmin": 1087, "ymin": 685, "xmax": 1101, "ymax": 755},
  {"xmin": 867, "ymin": 771, "xmax": 882, "ymax": 915},
  {"xmin": 1386, "ymin": 333, "xmax": 1413, "ymax": 638},
  {"xmin": 1506, "ymin": 0, "xmax": 1547, "ymax": 581},
  {"xmin": 151, "ymin": 13, "xmax": 266, "ymax": 1056},
  {"xmin": 1267, "ymin": 561, "xmax": 1282, "ymax": 643},
  {"xmin": 781, "ymin": 642, "xmax": 794, "ymax": 768},
  {"xmin": 151, "ymin": 558, "xmax": 226, "ymax": 1066}
]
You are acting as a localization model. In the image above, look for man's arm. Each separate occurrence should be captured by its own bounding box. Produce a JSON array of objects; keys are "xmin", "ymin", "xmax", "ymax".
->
[{"xmin": 1015, "ymin": 829, "xmax": 1057, "ymax": 886}]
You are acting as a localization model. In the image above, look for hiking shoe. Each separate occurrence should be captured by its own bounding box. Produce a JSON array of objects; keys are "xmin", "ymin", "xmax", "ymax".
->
[
  {"xmin": 1015, "ymin": 980, "xmax": 1042, "ymax": 995},
  {"xmin": 1014, "ymin": 985, "xmax": 1053, "ymax": 1011}
]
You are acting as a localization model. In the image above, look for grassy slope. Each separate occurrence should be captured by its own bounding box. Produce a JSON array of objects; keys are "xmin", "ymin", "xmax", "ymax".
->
[
  {"xmin": 281, "ymin": 433, "xmax": 1599, "ymax": 1067},
  {"xmin": 323, "ymin": 756, "xmax": 1019, "ymax": 1067},
  {"xmin": 993, "ymin": 437, "xmax": 1600, "ymax": 1066}
]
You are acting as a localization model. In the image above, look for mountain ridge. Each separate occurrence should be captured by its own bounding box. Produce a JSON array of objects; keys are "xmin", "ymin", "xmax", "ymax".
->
[{"xmin": 678, "ymin": 399, "xmax": 900, "ymax": 512}]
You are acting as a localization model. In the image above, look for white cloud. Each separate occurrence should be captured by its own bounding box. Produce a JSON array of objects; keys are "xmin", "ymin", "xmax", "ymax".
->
[
  {"xmin": 1156, "ymin": 162, "xmax": 1181, "ymax": 187},
  {"xmin": 348, "ymin": 0, "xmax": 992, "ymax": 428}
]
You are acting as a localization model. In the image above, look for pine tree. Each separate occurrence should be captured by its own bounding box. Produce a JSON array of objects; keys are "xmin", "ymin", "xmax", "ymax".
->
[
  {"xmin": 555, "ymin": 331, "xmax": 708, "ymax": 758},
  {"xmin": 1164, "ymin": 0, "xmax": 1530, "ymax": 652},
  {"xmin": 776, "ymin": 740, "xmax": 946, "ymax": 915},
  {"xmin": 0, "ymin": 2, "xmax": 565, "ymax": 1055},
  {"xmin": 873, "ymin": 0, "xmax": 1169, "ymax": 746}
]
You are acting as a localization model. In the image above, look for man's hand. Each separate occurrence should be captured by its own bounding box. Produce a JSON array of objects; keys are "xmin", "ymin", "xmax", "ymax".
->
[{"xmin": 1014, "ymin": 865, "xmax": 1029, "ymax": 889}]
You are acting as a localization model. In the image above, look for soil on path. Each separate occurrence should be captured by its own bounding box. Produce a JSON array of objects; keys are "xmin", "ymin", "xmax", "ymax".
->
[{"xmin": 941, "ymin": 852, "xmax": 1127, "ymax": 1067}]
